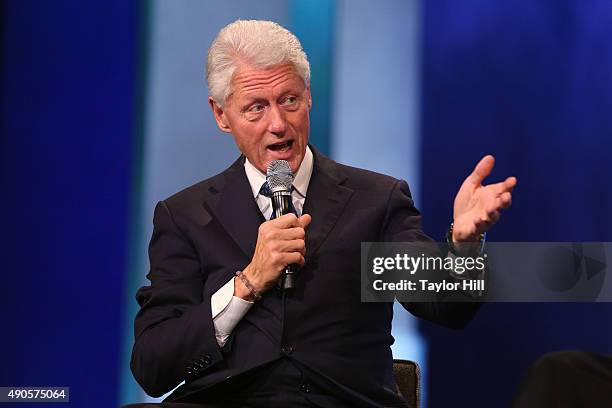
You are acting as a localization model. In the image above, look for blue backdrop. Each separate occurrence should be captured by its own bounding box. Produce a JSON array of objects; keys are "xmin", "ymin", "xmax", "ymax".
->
[
  {"xmin": 0, "ymin": 1, "xmax": 138, "ymax": 407},
  {"xmin": 1, "ymin": 1, "xmax": 611, "ymax": 407}
]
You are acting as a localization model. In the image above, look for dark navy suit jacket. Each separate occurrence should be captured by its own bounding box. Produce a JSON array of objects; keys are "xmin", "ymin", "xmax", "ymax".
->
[{"xmin": 130, "ymin": 147, "xmax": 479, "ymax": 406}]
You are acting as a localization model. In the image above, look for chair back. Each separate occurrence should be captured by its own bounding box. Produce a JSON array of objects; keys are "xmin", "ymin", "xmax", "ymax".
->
[{"xmin": 393, "ymin": 358, "xmax": 420, "ymax": 407}]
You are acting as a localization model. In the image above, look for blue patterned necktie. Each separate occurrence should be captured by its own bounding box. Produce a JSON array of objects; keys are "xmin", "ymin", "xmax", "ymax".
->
[{"xmin": 259, "ymin": 181, "xmax": 297, "ymax": 219}]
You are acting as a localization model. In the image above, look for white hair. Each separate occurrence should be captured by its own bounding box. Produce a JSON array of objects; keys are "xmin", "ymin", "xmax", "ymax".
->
[{"xmin": 206, "ymin": 20, "xmax": 311, "ymax": 107}]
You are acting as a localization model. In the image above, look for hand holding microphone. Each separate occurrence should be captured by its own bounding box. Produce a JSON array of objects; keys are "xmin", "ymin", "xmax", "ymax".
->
[{"xmin": 235, "ymin": 160, "xmax": 310, "ymax": 300}]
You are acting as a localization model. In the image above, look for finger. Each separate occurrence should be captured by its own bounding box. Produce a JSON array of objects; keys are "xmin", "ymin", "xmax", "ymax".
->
[
  {"xmin": 499, "ymin": 192, "xmax": 512, "ymax": 209},
  {"xmin": 487, "ymin": 192, "xmax": 512, "ymax": 213},
  {"xmin": 275, "ymin": 227, "xmax": 306, "ymax": 240},
  {"xmin": 297, "ymin": 213, "xmax": 312, "ymax": 229},
  {"xmin": 278, "ymin": 238, "xmax": 306, "ymax": 253},
  {"xmin": 270, "ymin": 213, "xmax": 300, "ymax": 228},
  {"xmin": 494, "ymin": 176, "xmax": 518, "ymax": 194},
  {"xmin": 488, "ymin": 182, "xmax": 507, "ymax": 197},
  {"xmin": 505, "ymin": 176, "xmax": 518, "ymax": 189},
  {"xmin": 288, "ymin": 226, "xmax": 306, "ymax": 239},
  {"xmin": 468, "ymin": 155, "xmax": 495, "ymax": 185},
  {"xmin": 284, "ymin": 252, "xmax": 305, "ymax": 267}
]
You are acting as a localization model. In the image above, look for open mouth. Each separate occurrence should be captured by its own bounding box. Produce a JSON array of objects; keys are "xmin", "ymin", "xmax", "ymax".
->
[{"xmin": 267, "ymin": 140, "xmax": 294, "ymax": 152}]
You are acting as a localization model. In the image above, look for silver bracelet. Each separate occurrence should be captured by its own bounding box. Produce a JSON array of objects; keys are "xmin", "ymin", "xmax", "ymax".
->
[{"xmin": 235, "ymin": 270, "xmax": 262, "ymax": 301}]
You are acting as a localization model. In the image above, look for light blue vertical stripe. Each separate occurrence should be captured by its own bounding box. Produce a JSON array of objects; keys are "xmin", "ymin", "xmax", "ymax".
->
[
  {"xmin": 289, "ymin": 0, "xmax": 335, "ymax": 155},
  {"xmin": 119, "ymin": 0, "xmax": 150, "ymax": 403},
  {"xmin": 331, "ymin": 0, "xmax": 426, "ymax": 405}
]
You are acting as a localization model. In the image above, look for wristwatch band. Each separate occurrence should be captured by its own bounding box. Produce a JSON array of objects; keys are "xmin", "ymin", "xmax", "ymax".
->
[{"xmin": 446, "ymin": 222, "xmax": 486, "ymax": 257}]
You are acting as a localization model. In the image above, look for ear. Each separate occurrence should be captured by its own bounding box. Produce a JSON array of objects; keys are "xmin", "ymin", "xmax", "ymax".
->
[{"xmin": 209, "ymin": 97, "xmax": 232, "ymax": 133}]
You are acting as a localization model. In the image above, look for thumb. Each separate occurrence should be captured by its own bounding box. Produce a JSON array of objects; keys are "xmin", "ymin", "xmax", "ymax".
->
[
  {"xmin": 298, "ymin": 213, "xmax": 312, "ymax": 229},
  {"xmin": 468, "ymin": 155, "xmax": 495, "ymax": 185}
]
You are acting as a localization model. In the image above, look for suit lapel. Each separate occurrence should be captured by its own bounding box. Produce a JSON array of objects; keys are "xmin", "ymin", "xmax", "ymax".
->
[
  {"xmin": 303, "ymin": 148, "xmax": 354, "ymax": 262},
  {"xmin": 202, "ymin": 156, "xmax": 264, "ymax": 260},
  {"xmin": 202, "ymin": 148, "xmax": 354, "ymax": 264}
]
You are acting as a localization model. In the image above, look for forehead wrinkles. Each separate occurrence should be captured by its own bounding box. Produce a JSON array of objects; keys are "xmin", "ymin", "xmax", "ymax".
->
[{"xmin": 233, "ymin": 65, "xmax": 301, "ymax": 96}]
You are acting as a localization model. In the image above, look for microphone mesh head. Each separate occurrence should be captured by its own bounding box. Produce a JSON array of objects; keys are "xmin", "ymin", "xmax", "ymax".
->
[{"xmin": 266, "ymin": 160, "xmax": 294, "ymax": 192}]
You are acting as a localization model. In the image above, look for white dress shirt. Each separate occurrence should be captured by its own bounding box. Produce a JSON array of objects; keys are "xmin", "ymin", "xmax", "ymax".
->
[{"xmin": 211, "ymin": 146, "xmax": 314, "ymax": 347}]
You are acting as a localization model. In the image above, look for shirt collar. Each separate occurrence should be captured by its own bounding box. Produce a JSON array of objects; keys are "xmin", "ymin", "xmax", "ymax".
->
[{"xmin": 244, "ymin": 145, "xmax": 314, "ymax": 199}]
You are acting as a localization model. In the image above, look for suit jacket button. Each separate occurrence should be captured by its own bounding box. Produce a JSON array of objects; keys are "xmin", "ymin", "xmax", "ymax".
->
[
  {"xmin": 299, "ymin": 383, "xmax": 311, "ymax": 393},
  {"xmin": 281, "ymin": 345, "xmax": 294, "ymax": 354}
]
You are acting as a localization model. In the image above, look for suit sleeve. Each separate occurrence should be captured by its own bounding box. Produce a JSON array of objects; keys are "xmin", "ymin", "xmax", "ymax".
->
[
  {"xmin": 380, "ymin": 179, "xmax": 481, "ymax": 330},
  {"xmin": 130, "ymin": 201, "xmax": 223, "ymax": 397}
]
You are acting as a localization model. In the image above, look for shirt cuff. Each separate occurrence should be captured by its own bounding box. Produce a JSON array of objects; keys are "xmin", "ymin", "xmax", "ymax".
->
[
  {"xmin": 211, "ymin": 278, "xmax": 236, "ymax": 318},
  {"xmin": 211, "ymin": 277, "xmax": 254, "ymax": 347}
]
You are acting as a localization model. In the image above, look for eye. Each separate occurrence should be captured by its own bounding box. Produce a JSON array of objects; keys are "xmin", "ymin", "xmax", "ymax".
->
[
  {"xmin": 280, "ymin": 95, "xmax": 301, "ymax": 112},
  {"xmin": 280, "ymin": 95, "xmax": 298, "ymax": 108},
  {"xmin": 246, "ymin": 103, "xmax": 265, "ymax": 113},
  {"xmin": 242, "ymin": 103, "xmax": 266, "ymax": 121}
]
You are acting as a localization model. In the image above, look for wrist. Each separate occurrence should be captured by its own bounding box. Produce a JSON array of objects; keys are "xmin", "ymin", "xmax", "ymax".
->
[
  {"xmin": 447, "ymin": 222, "xmax": 486, "ymax": 256},
  {"xmin": 233, "ymin": 276, "xmax": 253, "ymax": 301},
  {"xmin": 234, "ymin": 268, "xmax": 262, "ymax": 301}
]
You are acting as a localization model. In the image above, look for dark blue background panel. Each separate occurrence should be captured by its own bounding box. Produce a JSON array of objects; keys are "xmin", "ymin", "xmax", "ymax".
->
[
  {"xmin": 0, "ymin": 1, "xmax": 138, "ymax": 407},
  {"xmin": 421, "ymin": 1, "xmax": 612, "ymax": 407},
  {"xmin": 421, "ymin": 0, "xmax": 612, "ymax": 242}
]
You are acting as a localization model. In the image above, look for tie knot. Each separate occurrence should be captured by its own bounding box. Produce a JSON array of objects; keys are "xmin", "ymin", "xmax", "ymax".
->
[{"xmin": 259, "ymin": 181, "xmax": 272, "ymax": 198}]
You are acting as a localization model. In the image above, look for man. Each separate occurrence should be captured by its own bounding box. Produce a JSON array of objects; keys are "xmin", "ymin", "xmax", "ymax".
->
[{"xmin": 129, "ymin": 20, "xmax": 516, "ymax": 407}]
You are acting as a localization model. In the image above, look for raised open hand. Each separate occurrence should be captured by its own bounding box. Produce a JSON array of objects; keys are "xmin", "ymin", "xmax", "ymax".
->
[{"xmin": 452, "ymin": 155, "xmax": 517, "ymax": 242}]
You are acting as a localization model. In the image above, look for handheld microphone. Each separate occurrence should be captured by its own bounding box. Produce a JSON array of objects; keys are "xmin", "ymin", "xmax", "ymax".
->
[{"xmin": 266, "ymin": 160, "xmax": 297, "ymax": 290}]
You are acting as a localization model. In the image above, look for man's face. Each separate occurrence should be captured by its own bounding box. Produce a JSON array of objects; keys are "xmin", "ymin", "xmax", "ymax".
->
[{"xmin": 210, "ymin": 63, "xmax": 312, "ymax": 174}]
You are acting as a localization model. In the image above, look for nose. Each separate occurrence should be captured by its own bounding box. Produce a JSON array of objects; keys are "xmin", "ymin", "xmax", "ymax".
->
[{"xmin": 267, "ymin": 104, "xmax": 286, "ymax": 136}]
